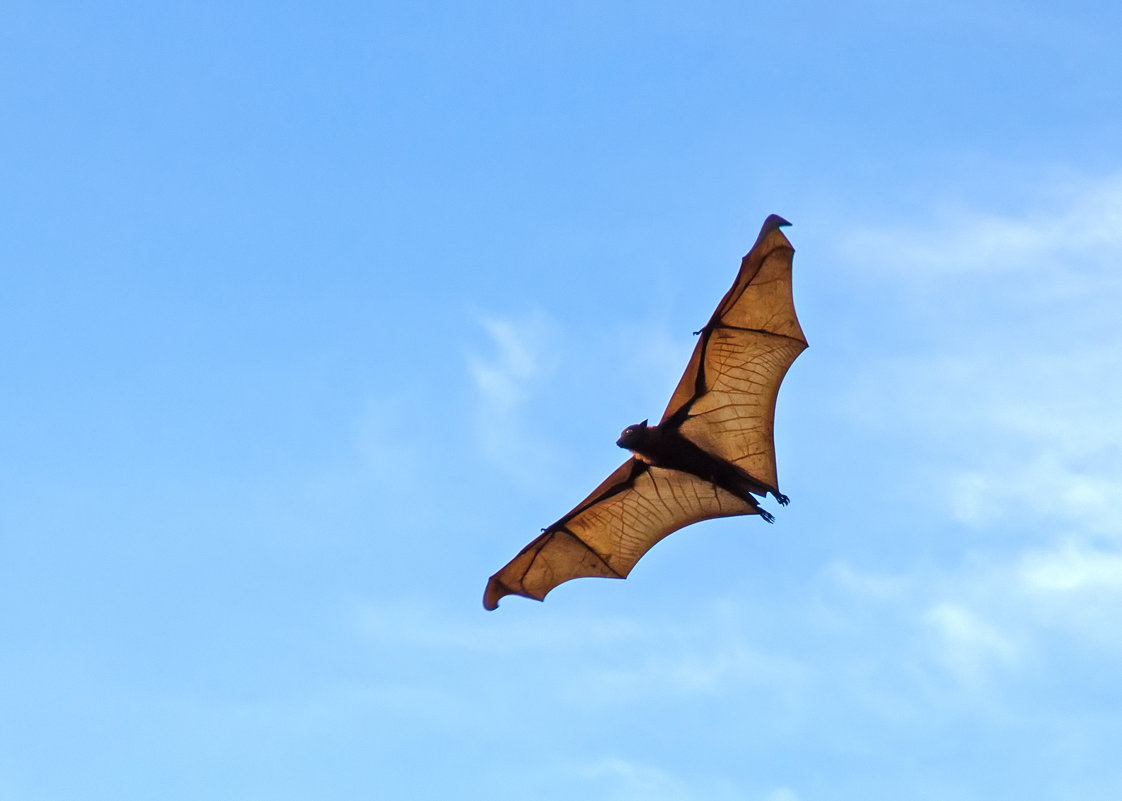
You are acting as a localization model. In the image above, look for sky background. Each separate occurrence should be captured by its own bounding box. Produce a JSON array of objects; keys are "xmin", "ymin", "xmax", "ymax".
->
[{"xmin": 3, "ymin": 1, "xmax": 1122, "ymax": 799}]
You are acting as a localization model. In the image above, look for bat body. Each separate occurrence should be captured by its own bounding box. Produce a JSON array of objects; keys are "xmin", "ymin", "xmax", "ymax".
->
[
  {"xmin": 484, "ymin": 214, "xmax": 806, "ymax": 610},
  {"xmin": 616, "ymin": 420, "xmax": 781, "ymax": 522}
]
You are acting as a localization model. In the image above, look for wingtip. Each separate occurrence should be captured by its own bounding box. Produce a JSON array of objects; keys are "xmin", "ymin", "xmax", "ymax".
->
[
  {"xmin": 762, "ymin": 213, "xmax": 791, "ymax": 232},
  {"xmin": 483, "ymin": 578, "xmax": 547, "ymax": 610},
  {"xmin": 752, "ymin": 214, "xmax": 792, "ymax": 250},
  {"xmin": 483, "ymin": 577, "xmax": 505, "ymax": 611}
]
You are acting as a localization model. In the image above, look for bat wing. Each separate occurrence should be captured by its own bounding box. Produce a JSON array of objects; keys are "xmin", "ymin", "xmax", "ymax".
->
[
  {"xmin": 484, "ymin": 214, "xmax": 805, "ymax": 610},
  {"xmin": 660, "ymin": 214, "xmax": 807, "ymax": 496},
  {"xmin": 483, "ymin": 458, "xmax": 758, "ymax": 609}
]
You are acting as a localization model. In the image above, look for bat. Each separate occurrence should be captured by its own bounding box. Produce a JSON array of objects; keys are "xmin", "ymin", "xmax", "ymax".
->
[{"xmin": 483, "ymin": 214, "xmax": 807, "ymax": 610}]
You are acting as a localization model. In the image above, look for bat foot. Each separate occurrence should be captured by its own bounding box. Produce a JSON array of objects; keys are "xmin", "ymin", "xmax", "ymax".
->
[
  {"xmin": 775, "ymin": 492, "xmax": 790, "ymax": 506},
  {"xmin": 759, "ymin": 509, "xmax": 775, "ymax": 524}
]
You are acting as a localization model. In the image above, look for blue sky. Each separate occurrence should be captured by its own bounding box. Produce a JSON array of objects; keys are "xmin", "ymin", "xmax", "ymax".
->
[{"xmin": 3, "ymin": 1, "xmax": 1122, "ymax": 798}]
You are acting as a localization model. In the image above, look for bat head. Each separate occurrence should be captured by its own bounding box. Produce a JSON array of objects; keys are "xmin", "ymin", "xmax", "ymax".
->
[{"xmin": 616, "ymin": 419, "xmax": 649, "ymax": 449}]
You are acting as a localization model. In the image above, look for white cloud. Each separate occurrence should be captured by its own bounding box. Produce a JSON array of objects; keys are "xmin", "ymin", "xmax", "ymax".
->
[
  {"xmin": 1012, "ymin": 538, "xmax": 1122, "ymax": 651},
  {"xmin": 826, "ymin": 532, "xmax": 1122, "ymax": 690},
  {"xmin": 468, "ymin": 314, "xmax": 558, "ymax": 412},
  {"xmin": 923, "ymin": 601, "xmax": 1020, "ymax": 683},
  {"xmin": 466, "ymin": 310, "xmax": 563, "ymax": 482},
  {"xmin": 280, "ymin": 393, "xmax": 430, "ymax": 530},
  {"xmin": 579, "ymin": 758, "xmax": 695, "ymax": 801},
  {"xmin": 825, "ymin": 560, "xmax": 911, "ymax": 601},
  {"xmin": 354, "ymin": 597, "xmax": 808, "ymax": 694},
  {"xmin": 835, "ymin": 174, "xmax": 1122, "ymax": 538},
  {"xmin": 1018, "ymin": 539, "xmax": 1122, "ymax": 593},
  {"xmin": 840, "ymin": 172, "xmax": 1122, "ymax": 277},
  {"xmin": 763, "ymin": 789, "xmax": 802, "ymax": 801},
  {"xmin": 355, "ymin": 599, "xmax": 644, "ymax": 653},
  {"xmin": 839, "ymin": 349, "xmax": 1122, "ymax": 539},
  {"xmin": 578, "ymin": 639, "xmax": 810, "ymax": 704},
  {"xmin": 947, "ymin": 453, "xmax": 1122, "ymax": 536},
  {"xmin": 576, "ymin": 757, "xmax": 766, "ymax": 801}
]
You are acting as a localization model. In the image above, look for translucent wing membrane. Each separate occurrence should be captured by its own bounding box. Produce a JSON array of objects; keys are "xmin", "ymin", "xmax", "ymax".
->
[
  {"xmin": 661, "ymin": 224, "xmax": 807, "ymax": 494},
  {"xmin": 484, "ymin": 216, "xmax": 807, "ymax": 609},
  {"xmin": 483, "ymin": 460, "xmax": 757, "ymax": 609},
  {"xmin": 677, "ymin": 329, "xmax": 805, "ymax": 492}
]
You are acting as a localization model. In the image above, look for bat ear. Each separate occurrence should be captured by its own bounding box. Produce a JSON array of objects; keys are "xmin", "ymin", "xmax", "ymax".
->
[{"xmin": 640, "ymin": 419, "xmax": 648, "ymax": 428}]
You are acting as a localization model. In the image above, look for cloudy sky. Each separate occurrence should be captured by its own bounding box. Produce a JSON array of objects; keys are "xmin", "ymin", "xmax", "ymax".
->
[{"xmin": 3, "ymin": 1, "xmax": 1122, "ymax": 799}]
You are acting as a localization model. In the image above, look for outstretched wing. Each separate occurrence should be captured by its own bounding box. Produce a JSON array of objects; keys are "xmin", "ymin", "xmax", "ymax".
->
[
  {"xmin": 483, "ymin": 458, "xmax": 760, "ymax": 609},
  {"xmin": 660, "ymin": 214, "xmax": 807, "ymax": 496},
  {"xmin": 484, "ymin": 214, "xmax": 805, "ymax": 610}
]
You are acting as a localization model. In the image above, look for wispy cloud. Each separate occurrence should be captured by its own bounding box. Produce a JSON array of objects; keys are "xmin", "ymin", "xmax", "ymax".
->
[
  {"xmin": 352, "ymin": 596, "xmax": 811, "ymax": 713},
  {"xmin": 469, "ymin": 313, "xmax": 559, "ymax": 413},
  {"xmin": 466, "ymin": 310, "xmax": 564, "ymax": 484},
  {"xmin": 577, "ymin": 638, "xmax": 810, "ymax": 703},
  {"xmin": 1019, "ymin": 539, "xmax": 1122, "ymax": 594},
  {"xmin": 577, "ymin": 758, "xmax": 697, "ymax": 801},
  {"xmin": 575, "ymin": 757, "xmax": 775, "ymax": 801},
  {"xmin": 824, "ymin": 560, "xmax": 911, "ymax": 601},
  {"xmin": 292, "ymin": 393, "xmax": 428, "ymax": 527},
  {"xmin": 836, "ymin": 174, "xmax": 1122, "ymax": 538},
  {"xmin": 1014, "ymin": 538, "xmax": 1122, "ymax": 651},
  {"xmin": 826, "ymin": 533, "xmax": 1122, "ymax": 690},
  {"xmin": 923, "ymin": 601, "xmax": 1021, "ymax": 684},
  {"xmin": 355, "ymin": 599, "xmax": 644, "ymax": 653},
  {"xmin": 840, "ymin": 172, "xmax": 1122, "ymax": 277},
  {"xmin": 763, "ymin": 789, "xmax": 802, "ymax": 801},
  {"xmin": 821, "ymin": 174, "xmax": 1122, "ymax": 697}
]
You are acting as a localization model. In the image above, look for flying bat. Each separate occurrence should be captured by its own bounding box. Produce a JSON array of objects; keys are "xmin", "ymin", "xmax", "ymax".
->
[{"xmin": 484, "ymin": 214, "xmax": 807, "ymax": 610}]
